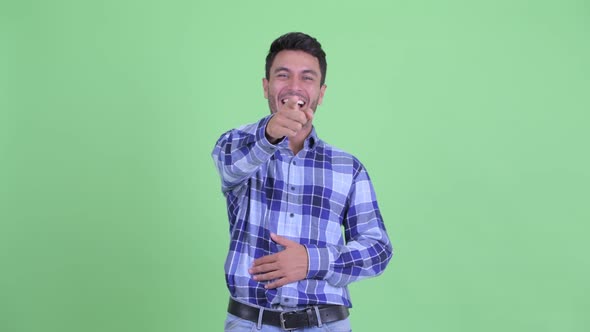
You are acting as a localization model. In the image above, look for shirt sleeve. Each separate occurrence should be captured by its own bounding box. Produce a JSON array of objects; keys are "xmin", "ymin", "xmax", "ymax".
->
[
  {"xmin": 304, "ymin": 165, "xmax": 393, "ymax": 287},
  {"xmin": 211, "ymin": 115, "xmax": 279, "ymax": 195}
]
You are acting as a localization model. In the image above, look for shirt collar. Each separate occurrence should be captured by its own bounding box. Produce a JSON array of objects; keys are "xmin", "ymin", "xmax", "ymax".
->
[{"xmin": 305, "ymin": 126, "xmax": 319, "ymax": 150}]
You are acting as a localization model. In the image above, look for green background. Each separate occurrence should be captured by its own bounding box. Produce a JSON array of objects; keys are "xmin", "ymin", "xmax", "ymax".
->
[{"xmin": 1, "ymin": 0, "xmax": 589, "ymax": 331}]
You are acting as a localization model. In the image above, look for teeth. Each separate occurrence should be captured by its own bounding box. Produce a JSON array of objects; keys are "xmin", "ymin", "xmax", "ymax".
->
[{"xmin": 280, "ymin": 98, "xmax": 306, "ymax": 107}]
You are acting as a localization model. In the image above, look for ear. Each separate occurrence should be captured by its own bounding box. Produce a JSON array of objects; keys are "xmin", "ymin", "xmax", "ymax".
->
[
  {"xmin": 317, "ymin": 84, "xmax": 327, "ymax": 105},
  {"xmin": 262, "ymin": 77, "xmax": 269, "ymax": 99}
]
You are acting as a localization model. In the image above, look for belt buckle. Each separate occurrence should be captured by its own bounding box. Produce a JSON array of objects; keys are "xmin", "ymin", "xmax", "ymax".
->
[{"xmin": 279, "ymin": 310, "xmax": 299, "ymax": 331}]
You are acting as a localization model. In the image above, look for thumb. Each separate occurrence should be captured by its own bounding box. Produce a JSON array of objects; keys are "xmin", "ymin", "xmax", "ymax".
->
[
  {"xmin": 303, "ymin": 109, "xmax": 314, "ymax": 122},
  {"xmin": 270, "ymin": 233, "xmax": 296, "ymax": 247}
]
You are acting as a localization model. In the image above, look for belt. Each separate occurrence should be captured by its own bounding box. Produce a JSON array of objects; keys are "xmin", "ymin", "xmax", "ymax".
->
[{"xmin": 227, "ymin": 298, "xmax": 349, "ymax": 330}]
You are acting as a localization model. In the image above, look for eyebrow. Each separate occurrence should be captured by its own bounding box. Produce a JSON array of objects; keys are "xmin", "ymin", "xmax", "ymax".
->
[{"xmin": 273, "ymin": 67, "xmax": 319, "ymax": 77}]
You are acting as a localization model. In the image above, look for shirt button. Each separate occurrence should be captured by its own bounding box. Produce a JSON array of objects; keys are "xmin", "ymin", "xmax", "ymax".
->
[
  {"xmin": 292, "ymin": 160, "xmax": 297, "ymax": 165},
  {"xmin": 290, "ymin": 186, "xmax": 295, "ymax": 190},
  {"xmin": 290, "ymin": 213, "xmax": 294, "ymax": 218},
  {"xmin": 284, "ymin": 298, "xmax": 290, "ymax": 302}
]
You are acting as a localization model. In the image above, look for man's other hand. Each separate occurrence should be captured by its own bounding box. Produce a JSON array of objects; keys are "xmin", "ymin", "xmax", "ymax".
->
[{"xmin": 249, "ymin": 233, "xmax": 309, "ymax": 289}]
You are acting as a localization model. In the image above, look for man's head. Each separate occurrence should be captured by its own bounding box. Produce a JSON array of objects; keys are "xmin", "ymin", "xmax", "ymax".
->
[
  {"xmin": 263, "ymin": 32, "xmax": 327, "ymax": 115},
  {"xmin": 265, "ymin": 32, "xmax": 327, "ymax": 86}
]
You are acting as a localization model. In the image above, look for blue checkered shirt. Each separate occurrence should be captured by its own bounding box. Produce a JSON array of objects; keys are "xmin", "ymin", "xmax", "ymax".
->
[{"xmin": 212, "ymin": 115, "xmax": 393, "ymax": 308}]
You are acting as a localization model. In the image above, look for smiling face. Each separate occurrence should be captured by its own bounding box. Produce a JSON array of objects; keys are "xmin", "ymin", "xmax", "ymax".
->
[{"xmin": 263, "ymin": 50, "xmax": 327, "ymax": 115}]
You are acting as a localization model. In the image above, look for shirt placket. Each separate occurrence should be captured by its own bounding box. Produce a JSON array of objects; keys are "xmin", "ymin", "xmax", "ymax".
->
[{"xmin": 278, "ymin": 154, "xmax": 304, "ymax": 306}]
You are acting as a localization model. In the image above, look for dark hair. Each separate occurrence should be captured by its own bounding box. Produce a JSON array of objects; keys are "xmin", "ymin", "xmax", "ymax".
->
[{"xmin": 265, "ymin": 32, "xmax": 327, "ymax": 86}]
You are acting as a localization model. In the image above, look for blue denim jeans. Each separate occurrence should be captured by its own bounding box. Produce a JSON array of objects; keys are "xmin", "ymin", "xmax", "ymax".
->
[{"xmin": 224, "ymin": 313, "xmax": 352, "ymax": 332}]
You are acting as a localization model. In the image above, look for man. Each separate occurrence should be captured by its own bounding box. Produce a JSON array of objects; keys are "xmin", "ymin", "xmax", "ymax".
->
[{"xmin": 212, "ymin": 32, "xmax": 393, "ymax": 331}]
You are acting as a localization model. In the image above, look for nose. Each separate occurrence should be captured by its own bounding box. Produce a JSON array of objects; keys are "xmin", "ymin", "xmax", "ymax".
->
[{"xmin": 286, "ymin": 76, "xmax": 303, "ymax": 90}]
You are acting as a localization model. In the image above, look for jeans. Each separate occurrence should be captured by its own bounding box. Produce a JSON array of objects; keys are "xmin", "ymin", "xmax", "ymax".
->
[{"xmin": 224, "ymin": 313, "xmax": 352, "ymax": 332}]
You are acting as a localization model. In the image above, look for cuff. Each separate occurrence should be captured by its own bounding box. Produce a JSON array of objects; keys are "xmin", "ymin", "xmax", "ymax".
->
[
  {"xmin": 304, "ymin": 244, "xmax": 333, "ymax": 280},
  {"xmin": 255, "ymin": 115, "xmax": 281, "ymax": 153}
]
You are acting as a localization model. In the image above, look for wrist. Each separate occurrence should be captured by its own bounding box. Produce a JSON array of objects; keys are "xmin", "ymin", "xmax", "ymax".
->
[
  {"xmin": 265, "ymin": 131, "xmax": 281, "ymax": 144},
  {"xmin": 264, "ymin": 123, "xmax": 283, "ymax": 144}
]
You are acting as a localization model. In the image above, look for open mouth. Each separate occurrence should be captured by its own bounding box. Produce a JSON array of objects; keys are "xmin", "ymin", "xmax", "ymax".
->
[{"xmin": 281, "ymin": 98, "xmax": 306, "ymax": 108}]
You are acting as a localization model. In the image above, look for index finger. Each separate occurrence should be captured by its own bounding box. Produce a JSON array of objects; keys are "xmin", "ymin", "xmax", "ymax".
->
[
  {"xmin": 251, "ymin": 253, "xmax": 278, "ymax": 267},
  {"xmin": 283, "ymin": 97, "xmax": 299, "ymax": 110}
]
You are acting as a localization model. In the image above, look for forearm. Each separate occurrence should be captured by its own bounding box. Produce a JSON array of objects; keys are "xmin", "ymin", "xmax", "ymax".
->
[
  {"xmin": 212, "ymin": 115, "xmax": 277, "ymax": 193},
  {"xmin": 305, "ymin": 224, "xmax": 392, "ymax": 287},
  {"xmin": 305, "ymin": 167, "xmax": 393, "ymax": 287}
]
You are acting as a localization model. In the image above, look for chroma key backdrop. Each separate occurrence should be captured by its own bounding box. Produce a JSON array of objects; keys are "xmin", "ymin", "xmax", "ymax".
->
[{"xmin": 1, "ymin": 1, "xmax": 588, "ymax": 331}]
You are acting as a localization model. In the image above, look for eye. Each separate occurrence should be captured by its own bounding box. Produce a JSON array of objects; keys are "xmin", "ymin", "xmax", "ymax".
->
[
  {"xmin": 277, "ymin": 73, "xmax": 288, "ymax": 78},
  {"xmin": 303, "ymin": 76, "xmax": 314, "ymax": 81}
]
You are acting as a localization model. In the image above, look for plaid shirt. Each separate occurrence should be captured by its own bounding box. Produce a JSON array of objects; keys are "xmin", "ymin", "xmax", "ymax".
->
[{"xmin": 212, "ymin": 115, "xmax": 393, "ymax": 308}]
